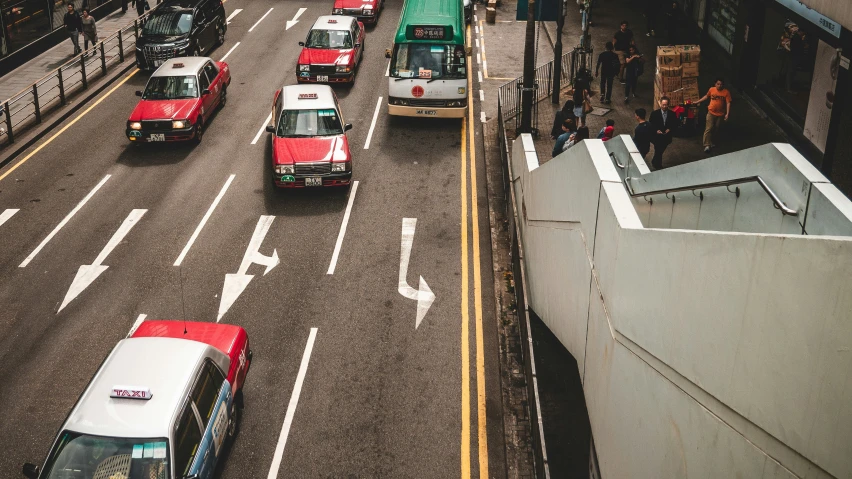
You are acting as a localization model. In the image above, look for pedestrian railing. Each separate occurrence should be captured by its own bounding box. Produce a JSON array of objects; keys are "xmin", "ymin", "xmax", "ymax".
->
[{"xmin": 0, "ymin": 11, "xmax": 152, "ymax": 149}]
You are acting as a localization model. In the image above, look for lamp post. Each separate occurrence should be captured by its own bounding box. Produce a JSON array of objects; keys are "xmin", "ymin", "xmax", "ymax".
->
[
  {"xmin": 519, "ymin": 0, "xmax": 536, "ymax": 133},
  {"xmin": 551, "ymin": 0, "xmax": 565, "ymax": 104}
]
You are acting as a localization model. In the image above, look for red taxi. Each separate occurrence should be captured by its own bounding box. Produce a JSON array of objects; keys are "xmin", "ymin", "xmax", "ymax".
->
[
  {"xmin": 126, "ymin": 57, "xmax": 230, "ymax": 144},
  {"xmin": 332, "ymin": 0, "xmax": 384, "ymax": 25},
  {"xmin": 22, "ymin": 320, "xmax": 251, "ymax": 479},
  {"xmin": 265, "ymin": 85, "xmax": 353, "ymax": 188},
  {"xmin": 297, "ymin": 15, "xmax": 365, "ymax": 84}
]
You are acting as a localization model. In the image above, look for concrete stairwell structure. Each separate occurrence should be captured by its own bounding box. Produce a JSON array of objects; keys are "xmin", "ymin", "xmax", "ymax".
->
[{"xmin": 510, "ymin": 134, "xmax": 852, "ymax": 479}]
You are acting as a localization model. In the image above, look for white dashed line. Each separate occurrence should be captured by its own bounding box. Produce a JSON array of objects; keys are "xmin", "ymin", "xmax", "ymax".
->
[
  {"xmin": 481, "ymin": 112, "xmax": 486, "ymax": 123},
  {"xmin": 327, "ymin": 181, "xmax": 359, "ymax": 275},
  {"xmin": 249, "ymin": 8, "xmax": 273, "ymax": 32},
  {"xmin": 0, "ymin": 209, "xmax": 19, "ymax": 228},
  {"xmin": 174, "ymin": 174, "xmax": 236, "ymax": 266},
  {"xmin": 477, "ymin": 53, "xmax": 481, "ymax": 65},
  {"xmin": 220, "ymin": 42, "xmax": 240, "ymax": 61},
  {"xmin": 475, "ymin": 25, "xmax": 479, "ymax": 34},
  {"xmin": 479, "ymin": 90, "xmax": 485, "ymax": 102},
  {"xmin": 478, "ymin": 71, "xmax": 483, "ymax": 83},
  {"xmin": 251, "ymin": 112, "xmax": 273, "ymax": 145},
  {"xmin": 385, "ymin": 60, "xmax": 390, "ymax": 77},
  {"xmin": 364, "ymin": 96, "xmax": 383, "ymax": 149},
  {"xmin": 475, "ymin": 38, "xmax": 479, "ymax": 48},
  {"xmin": 226, "ymin": 8, "xmax": 242, "ymax": 24}
]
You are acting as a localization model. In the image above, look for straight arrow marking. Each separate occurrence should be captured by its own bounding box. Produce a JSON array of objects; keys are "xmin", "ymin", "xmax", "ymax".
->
[
  {"xmin": 58, "ymin": 209, "xmax": 147, "ymax": 313},
  {"xmin": 218, "ymin": 216, "xmax": 279, "ymax": 321},
  {"xmin": 286, "ymin": 7, "xmax": 306, "ymax": 30},
  {"xmin": 0, "ymin": 208, "xmax": 19, "ymax": 228},
  {"xmin": 398, "ymin": 218, "xmax": 435, "ymax": 328}
]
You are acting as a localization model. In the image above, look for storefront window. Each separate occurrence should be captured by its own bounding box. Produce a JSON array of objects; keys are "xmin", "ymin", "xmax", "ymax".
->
[{"xmin": 707, "ymin": 0, "xmax": 739, "ymax": 53}]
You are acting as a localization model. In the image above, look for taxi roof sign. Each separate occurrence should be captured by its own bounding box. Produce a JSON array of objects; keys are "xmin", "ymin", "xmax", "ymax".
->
[
  {"xmin": 172, "ymin": 62, "xmax": 185, "ymax": 68},
  {"xmin": 328, "ymin": 19, "xmax": 337, "ymax": 23},
  {"xmin": 298, "ymin": 93, "xmax": 318, "ymax": 99},
  {"xmin": 110, "ymin": 385, "xmax": 153, "ymax": 400}
]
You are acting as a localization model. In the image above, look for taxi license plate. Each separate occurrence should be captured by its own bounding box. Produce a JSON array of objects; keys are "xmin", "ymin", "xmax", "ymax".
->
[
  {"xmin": 149, "ymin": 133, "xmax": 165, "ymax": 142},
  {"xmin": 317, "ymin": 75, "xmax": 329, "ymax": 82},
  {"xmin": 416, "ymin": 109, "xmax": 438, "ymax": 116},
  {"xmin": 305, "ymin": 177, "xmax": 322, "ymax": 187}
]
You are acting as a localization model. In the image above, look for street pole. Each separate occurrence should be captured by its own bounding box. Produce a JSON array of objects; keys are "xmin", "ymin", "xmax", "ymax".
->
[
  {"xmin": 519, "ymin": 0, "xmax": 536, "ymax": 133},
  {"xmin": 551, "ymin": 0, "xmax": 565, "ymax": 104}
]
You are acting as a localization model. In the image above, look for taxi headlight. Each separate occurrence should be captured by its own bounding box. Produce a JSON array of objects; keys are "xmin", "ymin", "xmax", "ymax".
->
[
  {"xmin": 336, "ymin": 65, "xmax": 351, "ymax": 73},
  {"xmin": 275, "ymin": 165, "xmax": 295, "ymax": 175},
  {"xmin": 299, "ymin": 64, "xmax": 310, "ymax": 72},
  {"xmin": 129, "ymin": 122, "xmax": 142, "ymax": 130},
  {"xmin": 332, "ymin": 8, "xmax": 343, "ymax": 14},
  {"xmin": 172, "ymin": 120, "xmax": 187, "ymax": 129},
  {"xmin": 331, "ymin": 162, "xmax": 349, "ymax": 172},
  {"xmin": 363, "ymin": 7, "xmax": 373, "ymax": 13}
]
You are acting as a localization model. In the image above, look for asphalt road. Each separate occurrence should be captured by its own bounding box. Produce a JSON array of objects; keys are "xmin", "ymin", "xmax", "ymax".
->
[{"xmin": 0, "ymin": 0, "xmax": 504, "ymax": 477}]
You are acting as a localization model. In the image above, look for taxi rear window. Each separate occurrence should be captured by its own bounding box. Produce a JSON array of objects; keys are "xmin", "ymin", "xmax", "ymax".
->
[
  {"xmin": 305, "ymin": 29, "xmax": 352, "ymax": 49},
  {"xmin": 41, "ymin": 431, "xmax": 169, "ymax": 479},
  {"xmin": 277, "ymin": 109, "xmax": 343, "ymax": 137}
]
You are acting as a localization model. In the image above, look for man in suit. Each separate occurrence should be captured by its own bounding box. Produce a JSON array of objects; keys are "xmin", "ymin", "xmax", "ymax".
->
[{"xmin": 649, "ymin": 96, "xmax": 678, "ymax": 169}]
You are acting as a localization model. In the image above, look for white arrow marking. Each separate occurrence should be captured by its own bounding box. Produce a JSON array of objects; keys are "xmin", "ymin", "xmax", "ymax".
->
[
  {"xmin": 218, "ymin": 216, "xmax": 279, "ymax": 321},
  {"xmin": 58, "ymin": 209, "xmax": 146, "ymax": 313},
  {"xmin": 286, "ymin": 7, "xmax": 306, "ymax": 30},
  {"xmin": 226, "ymin": 8, "xmax": 242, "ymax": 24},
  {"xmin": 0, "ymin": 209, "xmax": 19, "ymax": 228},
  {"xmin": 398, "ymin": 218, "xmax": 435, "ymax": 329}
]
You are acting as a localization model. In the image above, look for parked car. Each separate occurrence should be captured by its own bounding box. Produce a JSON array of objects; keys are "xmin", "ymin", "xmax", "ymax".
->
[{"xmin": 136, "ymin": 0, "xmax": 227, "ymax": 70}]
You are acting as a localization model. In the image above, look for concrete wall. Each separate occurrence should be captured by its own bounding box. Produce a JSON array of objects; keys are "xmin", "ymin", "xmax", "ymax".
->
[{"xmin": 511, "ymin": 134, "xmax": 852, "ymax": 479}]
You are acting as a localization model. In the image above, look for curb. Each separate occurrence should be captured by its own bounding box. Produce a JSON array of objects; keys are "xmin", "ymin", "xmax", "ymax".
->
[{"xmin": 0, "ymin": 60, "xmax": 138, "ymax": 170}]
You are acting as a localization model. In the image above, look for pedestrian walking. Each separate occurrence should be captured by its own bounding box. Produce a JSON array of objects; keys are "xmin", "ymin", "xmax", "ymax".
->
[
  {"xmin": 597, "ymin": 119, "xmax": 615, "ymax": 139},
  {"xmin": 612, "ymin": 21, "xmax": 634, "ymax": 83},
  {"xmin": 595, "ymin": 42, "xmax": 620, "ymax": 104},
  {"xmin": 664, "ymin": 2, "xmax": 680, "ymax": 44},
  {"xmin": 696, "ymin": 77, "xmax": 732, "ymax": 153},
  {"xmin": 134, "ymin": 0, "xmax": 149, "ymax": 17},
  {"xmin": 550, "ymin": 100, "xmax": 576, "ymax": 140},
  {"xmin": 633, "ymin": 108, "xmax": 653, "ymax": 159},
  {"xmin": 552, "ymin": 119, "xmax": 576, "ymax": 158},
  {"xmin": 572, "ymin": 77, "xmax": 591, "ymax": 128},
  {"xmin": 121, "ymin": 0, "xmax": 129, "ymax": 13},
  {"xmin": 81, "ymin": 9, "xmax": 97, "ymax": 55},
  {"xmin": 565, "ymin": 126, "xmax": 590, "ymax": 150},
  {"xmin": 649, "ymin": 97, "xmax": 677, "ymax": 169},
  {"xmin": 64, "ymin": 3, "xmax": 83, "ymax": 56},
  {"xmin": 644, "ymin": 0, "xmax": 661, "ymax": 37},
  {"xmin": 623, "ymin": 45, "xmax": 643, "ymax": 103}
]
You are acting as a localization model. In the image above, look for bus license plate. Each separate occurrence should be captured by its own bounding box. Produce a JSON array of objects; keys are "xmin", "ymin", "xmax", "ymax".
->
[
  {"xmin": 149, "ymin": 133, "xmax": 165, "ymax": 141},
  {"xmin": 416, "ymin": 109, "xmax": 438, "ymax": 116},
  {"xmin": 305, "ymin": 177, "xmax": 322, "ymax": 187},
  {"xmin": 317, "ymin": 75, "xmax": 329, "ymax": 82}
]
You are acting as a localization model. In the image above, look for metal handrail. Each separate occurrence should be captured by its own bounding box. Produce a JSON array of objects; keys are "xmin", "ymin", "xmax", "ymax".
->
[{"xmin": 625, "ymin": 175, "xmax": 798, "ymax": 216}]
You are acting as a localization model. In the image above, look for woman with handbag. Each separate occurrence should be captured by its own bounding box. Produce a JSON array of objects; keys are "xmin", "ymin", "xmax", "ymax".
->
[{"xmin": 572, "ymin": 78, "xmax": 591, "ymax": 128}]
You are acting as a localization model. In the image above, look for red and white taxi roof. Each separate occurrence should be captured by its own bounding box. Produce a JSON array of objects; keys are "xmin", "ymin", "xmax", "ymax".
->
[
  {"xmin": 280, "ymin": 84, "xmax": 337, "ymax": 111},
  {"xmin": 311, "ymin": 15, "xmax": 356, "ymax": 32},
  {"xmin": 151, "ymin": 57, "xmax": 210, "ymax": 78}
]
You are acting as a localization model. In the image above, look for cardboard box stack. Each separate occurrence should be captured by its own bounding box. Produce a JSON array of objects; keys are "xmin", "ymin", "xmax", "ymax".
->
[{"xmin": 655, "ymin": 45, "xmax": 701, "ymax": 107}]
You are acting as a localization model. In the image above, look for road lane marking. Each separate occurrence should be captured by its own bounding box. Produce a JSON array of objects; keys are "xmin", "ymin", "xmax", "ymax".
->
[
  {"xmin": 127, "ymin": 313, "xmax": 147, "ymax": 337},
  {"xmin": 220, "ymin": 42, "xmax": 240, "ymax": 61},
  {"xmin": 0, "ymin": 208, "xmax": 19, "ymax": 228},
  {"xmin": 218, "ymin": 216, "xmax": 279, "ymax": 321},
  {"xmin": 286, "ymin": 7, "xmax": 306, "ymax": 30},
  {"xmin": 478, "ymin": 71, "xmax": 483, "ymax": 84},
  {"xmin": 479, "ymin": 90, "xmax": 484, "ymax": 102},
  {"xmin": 480, "ymin": 112, "xmax": 486, "ymax": 123},
  {"xmin": 267, "ymin": 327, "xmax": 318, "ymax": 479},
  {"xmin": 385, "ymin": 60, "xmax": 390, "ymax": 77},
  {"xmin": 174, "ymin": 174, "xmax": 235, "ymax": 266},
  {"xmin": 460, "ymin": 114, "xmax": 471, "ymax": 479},
  {"xmin": 467, "ymin": 26, "xmax": 489, "ymax": 475},
  {"xmin": 326, "ymin": 180, "xmax": 359, "ymax": 275},
  {"xmin": 475, "ymin": 25, "xmax": 479, "ymax": 34},
  {"xmin": 0, "ymin": 70, "xmax": 138, "ymax": 185},
  {"xmin": 479, "ymin": 21, "xmax": 489, "ymax": 78},
  {"xmin": 251, "ymin": 112, "xmax": 273, "ymax": 145},
  {"xmin": 398, "ymin": 218, "xmax": 436, "ymax": 328},
  {"xmin": 19, "ymin": 174, "xmax": 111, "ymax": 268},
  {"xmin": 226, "ymin": 8, "xmax": 242, "ymax": 23},
  {"xmin": 59, "ymin": 209, "xmax": 147, "ymax": 312},
  {"xmin": 475, "ymin": 38, "xmax": 479, "ymax": 48},
  {"xmin": 249, "ymin": 8, "xmax": 273, "ymax": 32},
  {"xmin": 476, "ymin": 53, "xmax": 481, "ymax": 65},
  {"xmin": 363, "ymin": 96, "xmax": 382, "ymax": 149}
]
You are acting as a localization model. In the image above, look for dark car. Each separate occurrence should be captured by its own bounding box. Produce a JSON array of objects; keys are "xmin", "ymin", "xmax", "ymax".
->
[{"xmin": 136, "ymin": 0, "xmax": 227, "ymax": 70}]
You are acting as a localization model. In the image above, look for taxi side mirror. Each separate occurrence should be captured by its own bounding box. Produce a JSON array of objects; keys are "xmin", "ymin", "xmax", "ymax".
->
[
  {"xmin": 22, "ymin": 463, "xmax": 39, "ymax": 479},
  {"xmin": 135, "ymin": 90, "xmax": 143, "ymax": 97},
  {"xmin": 344, "ymin": 123, "xmax": 352, "ymax": 132},
  {"xmin": 265, "ymin": 125, "xmax": 275, "ymax": 133},
  {"xmin": 385, "ymin": 48, "xmax": 391, "ymax": 59},
  {"xmin": 355, "ymin": 43, "xmax": 361, "ymax": 48},
  {"xmin": 298, "ymin": 41, "xmax": 305, "ymax": 46},
  {"xmin": 202, "ymin": 89, "xmax": 212, "ymax": 96}
]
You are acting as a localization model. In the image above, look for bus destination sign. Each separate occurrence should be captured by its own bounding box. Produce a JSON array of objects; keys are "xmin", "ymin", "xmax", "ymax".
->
[{"xmin": 406, "ymin": 25, "xmax": 452, "ymax": 40}]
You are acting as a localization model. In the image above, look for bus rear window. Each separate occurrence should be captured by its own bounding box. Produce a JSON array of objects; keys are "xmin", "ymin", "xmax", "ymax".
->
[{"xmin": 390, "ymin": 44, "xmax": 466, "ymax": 80}]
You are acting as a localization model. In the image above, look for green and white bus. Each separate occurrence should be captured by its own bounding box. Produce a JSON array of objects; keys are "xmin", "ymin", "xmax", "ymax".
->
[{"xmin": 386, "ymin": 0, "xmax": 468, "ymax": 118}]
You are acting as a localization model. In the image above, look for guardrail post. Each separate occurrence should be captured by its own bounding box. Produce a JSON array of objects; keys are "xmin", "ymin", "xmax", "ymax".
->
[
  {"xmin": 134, "ymin": 19, "xmax": 139, "ymax": 41},
  {"xmin": 32, "ymin": 84, "xmax": 41, "ymax": 124},
  {"xmin": 4, "ymin": 101, "xmax": 13, "ymax": 143},
  {"xmin": 80, "ymin": 54, "xmax": 88, "ymax": 89},
  {"xmin": 100, "ymin": 42, "xmax": 107, "ymax": 75},
  {"xmin": 117, "ymin": 32, "xmax": 124, "ymax": 62},
  {"xmin": 58, "ymin": 69, "xmax": 66, "ymax": 106}
]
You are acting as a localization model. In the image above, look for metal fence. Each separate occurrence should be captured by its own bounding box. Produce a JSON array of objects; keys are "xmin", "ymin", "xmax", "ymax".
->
[{"xmin": 0, "ymin": 11, "xmax": 150, "ymax": 148}]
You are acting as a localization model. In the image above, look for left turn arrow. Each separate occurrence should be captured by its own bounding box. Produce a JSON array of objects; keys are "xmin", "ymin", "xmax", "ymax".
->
[{"xmin": 58, "ymin": 209, "xmax": 147, "ymax": 313}]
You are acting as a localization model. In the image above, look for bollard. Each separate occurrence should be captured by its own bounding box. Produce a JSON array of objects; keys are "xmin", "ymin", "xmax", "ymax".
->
[
  {"xmin": 486, "ymin": 6, "xmax": 496, "ymax": 23},
  {"xmin": 4, "ymin": 101, "xmax": 13, "ymax": 143},
  {"xmin": 32, "ymin": 84, "xmax": 41, "ymax": 124}
]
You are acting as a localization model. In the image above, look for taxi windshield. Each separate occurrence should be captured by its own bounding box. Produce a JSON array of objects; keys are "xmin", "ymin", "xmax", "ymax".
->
[
  {"xmin": 277, "ymin": 109, "xmax": 343, "ymax": 137},
  {"xmin": 390, "ymin": 43, "xmax": 467, "ymax": 80},
  {"xmin": 42, "ymin": 431, "xmax": 170, "ymax": 479},
  {"xmin": 142, "ymin": 11, "xmax": 192, "ymax": 36},
  {"xmin": 143, "ymin": 75, "xmax": 198, "ymax": 100},
  {"xmin": 305, "ymin": 29, "xmax": 352, "ymax": 49}
]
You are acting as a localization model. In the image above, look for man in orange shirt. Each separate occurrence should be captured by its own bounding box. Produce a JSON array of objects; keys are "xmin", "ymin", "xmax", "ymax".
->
[{"xmin": 697, "ymin": 77, "xmax": 732, "ymax": 153}]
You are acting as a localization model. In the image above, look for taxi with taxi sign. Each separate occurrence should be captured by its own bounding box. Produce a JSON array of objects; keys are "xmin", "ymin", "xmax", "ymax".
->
[
  {"xmin": 297, "ymin": 15, "xmax": 365, "ymax": 84},
  {"xmin": 265, "ymin": 84, "xmax": 353, "ymax": 188},
  {"xmin": 22, "ymin": 320, "xmax": 251, "ymax": 479},
  {"xmin": 331, "ymin": 0, "xmax": 384, "ymax": 25},
  {"xmin": 126, "ymin": 57, "xmax": 230, "ymax": 144}
]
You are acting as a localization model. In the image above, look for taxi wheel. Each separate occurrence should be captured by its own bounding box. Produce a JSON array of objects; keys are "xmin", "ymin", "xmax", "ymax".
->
[
  {"xmin": 216, "ymin": 23, "xmax": 225, "ymax": 45},
  {"xmin": 194, "ymin": 119, "xmax": 204, "ymax": 144},
  {"xmin": 228, "ymin": 401, "xmax": 240, "ymax": 438},
  {"xmin": 218, "ymin": 86, "xmax": 227, "ymax": 109}
]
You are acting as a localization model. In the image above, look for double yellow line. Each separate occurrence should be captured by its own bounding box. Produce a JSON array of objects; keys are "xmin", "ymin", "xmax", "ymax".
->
[{"xmin": 460, "ymin": 23, "xmax": 489, "ymax": 479}]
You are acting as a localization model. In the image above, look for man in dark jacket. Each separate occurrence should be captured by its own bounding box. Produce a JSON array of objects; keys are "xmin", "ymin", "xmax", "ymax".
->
[
  {"xmin": 64, "ymin": 3, "xmax": 83, "ymax": 55},
  {"xmin": 633, "ymin": 108, "xmax": 654, "ymax": 159},
  {"xmin": 595, "ymin": 42, "xmax": 620, "ymax": 104},
  {"xmin": 648, "ymin": 97, "xmax": 678, "ymax": 169}
]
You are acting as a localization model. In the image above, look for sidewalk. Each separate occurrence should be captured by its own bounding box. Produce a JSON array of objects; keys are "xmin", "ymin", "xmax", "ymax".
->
[{"xmin": 536, "ymin": 0, "xmax": 787, "ymax": 168}]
